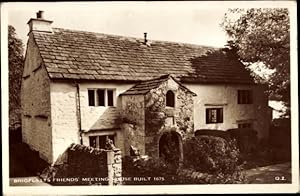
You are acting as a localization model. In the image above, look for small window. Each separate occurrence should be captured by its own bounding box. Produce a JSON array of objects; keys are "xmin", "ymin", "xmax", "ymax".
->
[
  {"xmin": 97, "ymin": 89, "xmax": 105, "ymax": 106},
  {"xmin": 166, "ymin": 90, "xmax": 175, "ymax": 107},
  {"xmin": 88, "ymin": 89, "xmax": 116, "ymax": 107},
  {"xmin": 89, "ymin": 135, "xmax": 115, "ymax": 149},
  {"xmin": 238, "ymin": 90, "xmax": 253, "ymax": 104},
  {"xmin": 238, "ymin": 123, "xmax": 252, "ymax": 129},
  {"xmin": 107, "ymin": 90, "xmax": 114, "ymax": 106},
  {"xmin": 206, "ymin": 108, "xmax": 223, "ymax": 124},
  {"xmin": 89, "ymin": 136, "xmax": 97, "ymax": 148},
  {"xmin": 88, "ymin": 90, "xmax": 95, "ymax": 106}
]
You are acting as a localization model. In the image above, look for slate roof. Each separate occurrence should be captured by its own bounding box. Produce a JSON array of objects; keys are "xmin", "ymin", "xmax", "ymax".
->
[
  {"xmin": 87, "ymin": 107, "xmax": 121, "ymax": 131},
  {"xmin": 121, "ymin": 74, "xmax": 196, "ymax": 96},
  {"xmin": 32, "ymin": 28, "xmax": 255, "ymax": 84}
]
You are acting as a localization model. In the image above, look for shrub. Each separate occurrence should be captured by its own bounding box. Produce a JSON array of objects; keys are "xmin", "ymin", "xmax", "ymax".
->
[
  {"xmin": 267, "ymin": 118, "xmax": 291, "ymax": 162},
  {"xmin": 9, "ymin": 142, "xmax": 49, "ymax": 177},
  {"xmin": 122, "ymin": 156, "xmax": 178, "ymax": 185},
  {"xmin": 184, "ymin": 135, "xmax": 240, "ymax": 175},
  {"xmin": 226, "ymin": 128, "xmax": 258, "ymax": 153},
  {"xmin": 183, "ymin": 136, "xmax": 245, "ymax": 183},
  {"xmin": 195, "ymin": 129, "xmax": 231, "ymax": 141}
]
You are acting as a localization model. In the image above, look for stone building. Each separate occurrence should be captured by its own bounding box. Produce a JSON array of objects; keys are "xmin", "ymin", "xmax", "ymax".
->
[{"xmin": 21, "ymin": 11, "xmax": 272, "ymax": 164}]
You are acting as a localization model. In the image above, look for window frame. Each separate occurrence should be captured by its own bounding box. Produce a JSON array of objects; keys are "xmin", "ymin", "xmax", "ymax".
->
[
  {"xmin": 88, "ymin": 89, "xmax": 96, "ymax": 106},
  {"xmin": 238, "ymin": 90, "xmax": 253, "ymax": 104},
  {"xmin": 97, "ymin": 89, "xmax": 106, "ymax": 106},
  {"xmin": 107, "ymin": 89, "xmax": 115, "ymax": 107},
  {"xmin": 87, "ymin": 88, "xmax": 116, "ymax": 107},
  {"xmin": 166, "ymin": 90, "xmax": 175, "ymax": 108},
  {"xmin": 89, "ymin": 135, "xmax": 115, "ymax": 149},
  {"xmin": 206, "ymin": 108, "xmax": 223, "ymax": 124}
]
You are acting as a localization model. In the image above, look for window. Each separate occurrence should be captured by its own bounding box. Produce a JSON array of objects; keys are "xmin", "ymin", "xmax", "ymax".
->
[
  {"xmin": 238, "ymin": 90, "xmax": 253, "ymax": 104},
  {"xmin": 206, "ymin": 108, "xmax": 223, "ymax": 124},
  {"xmin": 107, "ymin": 90, "xmax": 114, "ymax": 106},
  {"xmin": 238, "ymin": 123, "xmax": 252, "ymax": 129},
  {"xmin": 88, "ymin": 90, "xmax": 95, "ymax": 106},
  {"xmin": 166, "ymin": 90, "xmax": 175, "ymax": 107},
  {"xmin": 89, "ymin": 135, "xmax": 115, "ymax": 149},
  {"xmin": 88, "ymin": 89, "xmax": 115, "ymax": 107},
  {"xmin": 97, "ymin": 89, "xmax": 105, "ymax": 106}
]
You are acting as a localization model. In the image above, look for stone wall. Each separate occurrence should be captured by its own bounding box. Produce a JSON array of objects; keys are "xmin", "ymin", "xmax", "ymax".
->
[
  {"xmin": 185, "ymin": 83, "xmax": 271, "ymax": 139},
  {"xmin": 120, "ymin": 95, "xmax": 145, "ymax": 156},
  {"xmin": 21, "ymin": 34, "xmax": 52, "ymax": 163},
  {"xmin": 45, "ymin": 143, "xmax": 122, "ymax": 186},
  {"xmin": 174, "ymin": 85, "xmax": 195, "ymax": 139},
  {"xmin": 144, "ymin": 78, "xmax": 195, "ymax": 158}
]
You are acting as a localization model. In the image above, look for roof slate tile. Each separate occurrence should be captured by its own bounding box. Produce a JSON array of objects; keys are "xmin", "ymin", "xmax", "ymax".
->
[{"xmin": 33, "ymin": 28, "xmax": 254, "ymax": 84}]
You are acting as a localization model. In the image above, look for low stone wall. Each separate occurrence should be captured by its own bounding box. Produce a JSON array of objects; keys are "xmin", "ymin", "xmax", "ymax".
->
[
  {"xmin": 66, "ymin": 144, "xmax": 108, "ymax": 184},
  {"xmin": 41, "ymin": 143, "xmax": 122, "ymax": 185}
]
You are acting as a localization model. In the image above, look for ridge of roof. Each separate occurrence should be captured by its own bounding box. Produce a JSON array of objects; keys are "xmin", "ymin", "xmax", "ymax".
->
[
  {"xmin": 120, "ymin": 74, "xmax": 196, "ymax": 96},
  {"xmin": 31, "ymin": 27, "xmax": 255, "ymax": 84},
  {"xmin": 52, "ymin": 27, "xmax": 220, "ymax": 50}
]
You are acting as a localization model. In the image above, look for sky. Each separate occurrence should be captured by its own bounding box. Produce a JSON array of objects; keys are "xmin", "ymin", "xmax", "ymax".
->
[
  {"xmin": 4, "ymin": 1, "xmax": 294, "ymax": 49},
  {"xmin": 5, "ymin": 2, "xmax": 233, "ymax": 49}
]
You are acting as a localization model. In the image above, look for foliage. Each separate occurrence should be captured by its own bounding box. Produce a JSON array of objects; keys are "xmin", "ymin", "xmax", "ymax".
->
[
  {"xmin": 268, "ymin": 119, "xmax": 291, "ymax": 162},
  {"xmin": 10, "ymin": 143, "xmax": 49, "ymax": 177},
  {"xmin": 122, "ymin": 156, "xmax": 178, "ymax": 185},
  {"xmin": 226, "ymin": 128, "xmax": 259, "ymax": 153},
  {"xmin": 222, "ymin": 8, "xmax": 290, "ymax": 116},
  {"xmin": 145, "ymin": 90, "xmax": 167, "ymax": 135},
  {"xmin": 195, "ymin": 129, "xmax": 231, "ymax": 141},
  {"xmin": 121, "ymin": 101, "xmax": 140, "ymax": 125},
  {"xmin": 183, "ymin": 135, "xmax": 244, "ymax": 184},
  {"xmin": 9, "ymin": 25, "xmax": 24, "ymax": 112},
  {"xmin": 123, "ymin": 134, "xmax": 246, "ymax": 184}
]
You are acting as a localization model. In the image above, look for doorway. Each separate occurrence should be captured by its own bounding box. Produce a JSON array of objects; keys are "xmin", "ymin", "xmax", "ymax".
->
[{"xmin": 159, "ymin": 131, "xmax": 183, "ymax": 167}]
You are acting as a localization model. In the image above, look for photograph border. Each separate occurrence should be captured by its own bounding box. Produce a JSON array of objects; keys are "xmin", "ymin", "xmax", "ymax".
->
[{"xmin": 1, "ymin": 1, "xmax": 299, "ymax": 194}]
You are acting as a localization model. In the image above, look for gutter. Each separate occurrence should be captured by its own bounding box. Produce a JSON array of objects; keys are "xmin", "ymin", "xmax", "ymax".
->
[{"xmin": 75, "ymin": 82, "xmax": 83, "ymax": 144}]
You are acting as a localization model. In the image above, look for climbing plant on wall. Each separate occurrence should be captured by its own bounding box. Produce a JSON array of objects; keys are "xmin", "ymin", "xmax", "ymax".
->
[{"xmin": 145, "ymin": 88, "xmax": 167, "ymax": 136}]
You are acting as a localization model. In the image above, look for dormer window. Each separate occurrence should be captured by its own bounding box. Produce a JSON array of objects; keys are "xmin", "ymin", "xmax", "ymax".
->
[{"xmin": 166, "ymin": 90, "xmax": 175, "ymax": 107}]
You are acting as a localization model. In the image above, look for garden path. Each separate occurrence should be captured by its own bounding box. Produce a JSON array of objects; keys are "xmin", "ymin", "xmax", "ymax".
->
[{"xmin": 244, "ymin": 162, "xmax": 291, "ymax": 183}]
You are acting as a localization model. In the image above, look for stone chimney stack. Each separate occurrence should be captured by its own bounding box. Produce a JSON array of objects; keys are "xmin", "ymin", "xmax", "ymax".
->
[{"xmin": 27, "ymin": 10, "xmax": 53, "ymax": 34}]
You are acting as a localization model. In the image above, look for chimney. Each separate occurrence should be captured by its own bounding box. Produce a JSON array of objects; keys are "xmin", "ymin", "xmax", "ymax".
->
[
  {"xmin": 36, "ymin": 10, "xmax": 44, "ymax": 19},
  {"xmin": 143, "ymin": 32, "xmax": 151, "ymax": 47},
  {"xmin": 27, "ymin": 10, "xmax": 53, "ymax": 34},
  {"xmin": 144, "ymin": 32, "xmax": 147, "ymax": 44}
]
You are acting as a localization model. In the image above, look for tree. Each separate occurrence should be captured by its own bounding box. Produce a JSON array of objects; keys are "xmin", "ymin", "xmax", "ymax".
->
[
  {"xmin": 222, "ymin": 8, "xmax": 290, "ymax": 117},
  {"xmin": 9, "ymin": 25, "xmax": 24, "ymax": 126}
]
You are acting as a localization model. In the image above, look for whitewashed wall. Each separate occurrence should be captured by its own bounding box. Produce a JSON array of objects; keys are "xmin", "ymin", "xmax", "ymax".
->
[
  {"xmin": 78, "ymin": 82, "xmax": 134, "ymax": 130},
  {"xmin": 185, "ymin": 83, "xmax": 271, "ymax": 139},
  {"xmin": 49, "ymin": 82, "xmax": 135, "ymax": 162},
  {"xmin": 50, "ymin": 82, "xmax": 80, "ymax": 162}
]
